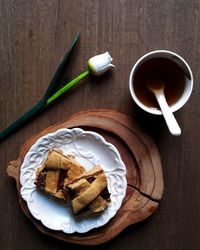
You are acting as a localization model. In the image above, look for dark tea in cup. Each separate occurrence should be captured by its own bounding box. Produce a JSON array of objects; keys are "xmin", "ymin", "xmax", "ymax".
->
[
  {"xmin": 134, "ymin": 57, "xmax": 185, "ymax": 109},
  {"xmin": 129, "ymin": 50, "xmax": 193, "ymax": 115}
]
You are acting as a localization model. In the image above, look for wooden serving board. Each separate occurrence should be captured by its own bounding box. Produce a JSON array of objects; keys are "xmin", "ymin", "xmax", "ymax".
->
[{"xmin": 7, "ymin": 109, "xmax": 164, "ymax": 245}]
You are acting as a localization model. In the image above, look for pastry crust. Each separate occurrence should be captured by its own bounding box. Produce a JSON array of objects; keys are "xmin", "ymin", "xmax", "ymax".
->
[
  {"xmin": 45, "ymin": 170, "xmax": 60, "ymax": 194},
  {"xmin": 35, "ymin": 149, "xmax": 85, "ymax": 199},
  {"xmin": 70, "ymin": 174, "xmax": 107, "ymax": 214},
  {"xmin": 65, "ymin": 166, "xmax": 110, "ymax": 214},
  {"xmin": 45, "ymin": 149, "xmax": 83, "ymax": 172}
]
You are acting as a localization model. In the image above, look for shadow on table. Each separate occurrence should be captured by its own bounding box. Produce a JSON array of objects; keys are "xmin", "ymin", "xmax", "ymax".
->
[{"xmin": 130, "ymin": 105, "xmax": 168, "ymax": 143}]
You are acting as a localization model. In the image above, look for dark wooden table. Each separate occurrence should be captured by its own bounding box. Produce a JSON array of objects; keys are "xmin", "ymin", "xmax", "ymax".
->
[{"xmin": 0, "ymin": 1, "xmax": 200, "ymax": 249}]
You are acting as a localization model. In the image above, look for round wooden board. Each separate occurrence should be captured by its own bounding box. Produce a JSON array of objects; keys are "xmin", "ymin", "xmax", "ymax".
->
[{"xmin": 7, "ymin": 109, "xmax": 164, "ymax": 245}]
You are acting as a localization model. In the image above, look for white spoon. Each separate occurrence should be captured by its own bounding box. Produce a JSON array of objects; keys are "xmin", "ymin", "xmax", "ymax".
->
[{"xmin": 147, "ymin": 80, "xmax": 181, "ymax": 136}]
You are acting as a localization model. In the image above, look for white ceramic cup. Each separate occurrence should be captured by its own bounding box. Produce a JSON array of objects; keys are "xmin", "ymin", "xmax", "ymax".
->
[{"xmin": 129, "ymin": 50, "xmax": 193, "ymax": 115}]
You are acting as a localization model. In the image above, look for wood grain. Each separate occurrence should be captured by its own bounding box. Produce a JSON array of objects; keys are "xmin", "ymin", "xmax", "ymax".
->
[
  {"xmin": 1, "ymin": 0, "xmax": 200, "ymax": 249},
  {"xmin": 7, "ymin": 110, "xmax": 163, "ymax": 245}
]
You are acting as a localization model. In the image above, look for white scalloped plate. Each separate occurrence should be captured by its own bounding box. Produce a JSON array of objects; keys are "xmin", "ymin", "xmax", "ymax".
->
[{"xmin": 20, "ymin": 128, "xmax": 127, "ymax": 233}]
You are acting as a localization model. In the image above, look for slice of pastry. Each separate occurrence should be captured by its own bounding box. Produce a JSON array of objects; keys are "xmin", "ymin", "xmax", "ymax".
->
[
  {"xmin": 35, "ymin": 149, "xmax": 85, "ymax": 199},
  {"xmin": 65, "ymin": 166, "xmax": 111, "ymax": 214}
]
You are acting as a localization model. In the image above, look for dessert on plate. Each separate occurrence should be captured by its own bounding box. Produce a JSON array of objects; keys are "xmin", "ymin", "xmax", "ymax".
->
[{"xmin": 34, "ymin": 148, "xmax": 110, "ymax": 215}]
